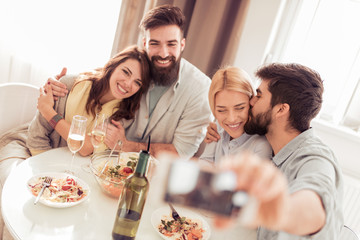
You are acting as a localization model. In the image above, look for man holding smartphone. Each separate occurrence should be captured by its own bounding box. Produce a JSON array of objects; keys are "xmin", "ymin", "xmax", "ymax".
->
[{"xmin": 207, "ymin": 63, "xmax": 343, "ymax": 239}]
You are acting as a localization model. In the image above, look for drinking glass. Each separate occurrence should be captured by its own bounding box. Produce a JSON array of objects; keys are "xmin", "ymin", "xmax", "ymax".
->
[
  {"xmin": 82, "ymin": 113, "xmax": 108, "ymax": 173},
  {"xmin": 66, "ymin": 115, "xmax": 87, "ymax": 175},
  {"xmin": 90, "ymin": 113, "xmax": 108, "ymax": 151}
]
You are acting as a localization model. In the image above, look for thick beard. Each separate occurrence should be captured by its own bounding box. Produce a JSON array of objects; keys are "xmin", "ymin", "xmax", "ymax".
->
[
  {"xmin": 244, "ymin": 108, "xmax": 272, "ymax": 135},
  {"xmin": 150, "ymin": 55, "xmax": 181, "ymax": 86}
]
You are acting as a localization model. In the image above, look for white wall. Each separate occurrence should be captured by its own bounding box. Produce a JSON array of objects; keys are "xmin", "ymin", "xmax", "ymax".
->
[
  {"xmin": 236, "ymin": 0, "xmax": 360, "ymax": 178},
  {"xmin": 312, "ymin": 119, "xmax": 360, "ymax": 178},
  {"xmin": 234, "ymin": 0, "xmax": 285, "ymax": 78}
]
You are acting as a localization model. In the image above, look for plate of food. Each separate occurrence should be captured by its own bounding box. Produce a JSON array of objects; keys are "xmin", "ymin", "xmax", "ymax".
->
[
  {"xmin": 151, "ymin": 205, "xmax": 211, "ymax": 240},
  {"xmin": 27, "ymin": 172, "xmax": 90, "ymax": 208}
]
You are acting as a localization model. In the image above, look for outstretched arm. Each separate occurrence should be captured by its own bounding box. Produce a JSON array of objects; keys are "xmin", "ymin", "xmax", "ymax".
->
[{"xmin": 216, "ymin": 153, "xmax": 326, "ymax": 235}]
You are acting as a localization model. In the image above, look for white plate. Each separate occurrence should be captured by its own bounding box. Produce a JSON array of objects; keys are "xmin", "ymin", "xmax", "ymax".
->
[
  {"xmin": 151, "ymin": 206, "xmax": 211, "ymax": 240},
  {"xmin": 27, "ymin": 172, "xmax": 90, "ymax": 208}
]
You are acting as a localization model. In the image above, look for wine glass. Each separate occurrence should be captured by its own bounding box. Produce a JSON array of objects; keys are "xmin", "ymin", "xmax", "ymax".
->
[
  {"xmin": 90, "ymin": 113, "xmax": 108, "ymax": 151},
  {"xmin": 66, "ymin": 115, "xmax": 87, "ymax": 175},
  {"xmin": 82, "ymin": 113, "xmax": 108, "ymax": 173}
]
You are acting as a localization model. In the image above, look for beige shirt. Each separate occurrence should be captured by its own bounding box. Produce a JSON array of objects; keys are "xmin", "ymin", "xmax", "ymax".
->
[{"xmin": 125, "ymin": 58, "xmax": 213, "ymax": 159}]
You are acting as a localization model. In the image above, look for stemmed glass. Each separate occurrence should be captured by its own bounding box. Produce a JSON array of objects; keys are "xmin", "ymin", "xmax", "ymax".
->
[
  {"xmin": 82, "ymin": 113, "xmax": 108, "ymax": 173},
  {"xmin": 90, "ymin": 113, "xmax": 108, "ymax": 151},
  {"xmin": 66, "ymin": 115, "xmax": 87, "ymax": 175}
]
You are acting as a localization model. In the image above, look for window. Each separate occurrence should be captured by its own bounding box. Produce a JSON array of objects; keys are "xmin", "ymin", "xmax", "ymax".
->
[
  {"xmin": 268, "ymin": 0, "xmax": 360, "ymax": 132},
  {"xmin": 0, "ymin": 0, "xmax": 122, "ymax": 86}
]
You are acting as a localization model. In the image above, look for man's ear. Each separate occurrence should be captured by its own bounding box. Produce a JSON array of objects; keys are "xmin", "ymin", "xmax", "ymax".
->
[
  {"xmin": 181, "ymin": 38, "xmax": 186, "ymax": 52},
  {"xmin": 276, "ymin": 103, "xmax": 290, "ymax": 117},
  {"xmin": 143, "ymin": 37, "xmax": 146, "ymax": 48}
]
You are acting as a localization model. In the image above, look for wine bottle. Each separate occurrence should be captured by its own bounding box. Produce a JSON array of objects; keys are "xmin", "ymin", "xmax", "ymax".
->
[{"xmin": 112, "ymin": 150, "xmax": 150, "ymax": 240}]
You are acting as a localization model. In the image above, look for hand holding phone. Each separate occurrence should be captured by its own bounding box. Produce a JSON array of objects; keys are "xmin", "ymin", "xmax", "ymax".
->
[{"xmin": 164, "ymin": 160, "xmax": 249, "ymax": 217}]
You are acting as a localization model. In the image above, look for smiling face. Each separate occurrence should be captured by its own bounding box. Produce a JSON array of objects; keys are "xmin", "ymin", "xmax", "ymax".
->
[
  {"xmin": 108, "ymin": 58, "xmax": 143, "ymax": 100},
  {"xmin": 214, "ymin": 90, "xmax": 250, "ymax": 139},
  {"xmin": 143, "ymin": 25, "xmax": 185, "ymax": 85}
]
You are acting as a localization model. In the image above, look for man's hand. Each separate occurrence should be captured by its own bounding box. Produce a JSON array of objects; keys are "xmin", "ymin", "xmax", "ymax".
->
[
  {"xmin": 44, "ymin": 67, "xmax": 68, "ymax": 100},
  {"xmin": 215, "ymin": 153, "xmax": 289, "ymax": 231},
  {"xmin": 204, "ymin": 122, "xmax": 220, "ymax": 143},
  {"xmin": 37, "ymin": 83, "xmax": 55, "ymax": 118},
  {"xmin": 104, "ymin": 120, "xmax": 127, "ymax": 150}
]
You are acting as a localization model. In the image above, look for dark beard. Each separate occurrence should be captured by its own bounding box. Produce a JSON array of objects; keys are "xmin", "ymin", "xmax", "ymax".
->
[
  {"xmin": 150, "ymin": 55, "xmax": 180, "ymax": 86},
  {"xmin": 244, "ymin": 108, "xmax": 272, "ymax": 135}
]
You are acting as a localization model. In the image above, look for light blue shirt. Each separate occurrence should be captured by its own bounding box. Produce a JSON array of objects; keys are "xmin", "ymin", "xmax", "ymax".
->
[
  {"xmin": 257, "ymin": 128, "xmax": 344, "ymax": 240},
  {"xmin": 199, "ymin": 121, "xmax": 272, "ymax": 164}
]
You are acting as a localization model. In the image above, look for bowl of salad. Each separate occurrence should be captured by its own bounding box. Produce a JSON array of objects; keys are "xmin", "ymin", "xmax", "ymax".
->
[{"xmin": 90, "ymin": 150, "xmax": 139, "ymax": 198}]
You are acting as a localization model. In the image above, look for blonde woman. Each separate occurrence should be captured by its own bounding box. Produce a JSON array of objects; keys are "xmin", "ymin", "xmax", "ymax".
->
[{"xmin": 199, "ymin": 66, "xmax": 271, "ymax": 164}]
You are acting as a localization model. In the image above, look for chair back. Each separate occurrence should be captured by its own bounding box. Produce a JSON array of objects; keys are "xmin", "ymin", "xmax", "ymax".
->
[
  {"xmin": 0, "ymin": 82, "xmax": 39, "ymax": 135},
  {"xmin": 341, "ymin": 225, "xmax": 360, "ymax": 240}
]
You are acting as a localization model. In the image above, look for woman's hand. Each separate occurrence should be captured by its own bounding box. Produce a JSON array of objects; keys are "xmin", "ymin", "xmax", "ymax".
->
[{"xmin": 104, "ymin": 119, "xmax": 127, "ymax": 150}]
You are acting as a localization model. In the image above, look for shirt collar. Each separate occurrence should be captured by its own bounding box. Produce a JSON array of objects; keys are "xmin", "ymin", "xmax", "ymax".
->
[
  {"xmin": 272, "ymin": 128, "xmax": 314, "ymax": 166},
  {"xmin": 172, "ymin": 58, "xmax": 183, "ymax": 91},
  {"xmin": 217, "ymin": 121, "xmax": 251, "ymax": 144}
]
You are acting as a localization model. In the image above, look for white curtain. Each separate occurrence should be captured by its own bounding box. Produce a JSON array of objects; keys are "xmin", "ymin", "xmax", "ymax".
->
[{"xmin": 0, "ymin": 0, "xmax": 122, "ymax": 87}]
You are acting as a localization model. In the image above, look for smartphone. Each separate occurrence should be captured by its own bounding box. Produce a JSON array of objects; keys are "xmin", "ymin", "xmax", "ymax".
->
[{"xmin": 164, "ymin": 160, "xmax": 249, "ymax": 217}]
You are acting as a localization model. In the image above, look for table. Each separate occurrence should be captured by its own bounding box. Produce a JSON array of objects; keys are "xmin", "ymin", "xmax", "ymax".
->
[{"xmin": 2, "ymin": 147, "xmax": 256, "ymax": 240}]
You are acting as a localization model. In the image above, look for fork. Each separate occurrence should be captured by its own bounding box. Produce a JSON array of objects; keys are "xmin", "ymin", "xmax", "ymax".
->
[
  {"xmin": 100, "ymin": 140, "xmax": 122, "ymax": 174},
  {"xmin": 34, "ymin": 176, "xmax": 53, "ymax": 205},
  {"xmin": 169, "ymin": 203, "xmax": 181, "ymax": 221}
]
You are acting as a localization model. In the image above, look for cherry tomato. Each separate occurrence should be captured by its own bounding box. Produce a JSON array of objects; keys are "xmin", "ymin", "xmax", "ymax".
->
[
  {"xmin": 123, "ymin": 167, "xmax": 133, "ymax": 174},
  {"xmin": 62, "ymin": 185, "xmax": 72, "ymax": 191}
]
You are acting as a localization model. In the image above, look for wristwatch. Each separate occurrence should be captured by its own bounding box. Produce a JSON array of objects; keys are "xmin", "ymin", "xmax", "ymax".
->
[{"xmin": 49, "ymin": 114, "xmax": 63, "ymax": 129}]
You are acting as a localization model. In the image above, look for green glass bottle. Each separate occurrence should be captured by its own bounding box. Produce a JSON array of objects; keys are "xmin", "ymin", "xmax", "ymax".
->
[{"xmin": 112, "ymin": 150, "xmax": 150, "ymax": 240}]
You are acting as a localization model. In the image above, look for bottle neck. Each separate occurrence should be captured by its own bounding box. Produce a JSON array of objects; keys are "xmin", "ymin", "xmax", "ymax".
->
[{"xmin": 135, "ymin": 150, "xmax": 150, "ymax": 177}]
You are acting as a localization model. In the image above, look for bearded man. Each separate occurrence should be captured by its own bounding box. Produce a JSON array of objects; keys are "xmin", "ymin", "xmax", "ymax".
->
[
  {"xmin": 206, "ymin": 63, "xmax": 343, "ymax": 240},
  {"xmin": 48, "ymin": 5, "xmax": 212, "ymax": 158},
  {"xmin": 109, "ymin": 5, "xmax": 212, "ymax": 158}
]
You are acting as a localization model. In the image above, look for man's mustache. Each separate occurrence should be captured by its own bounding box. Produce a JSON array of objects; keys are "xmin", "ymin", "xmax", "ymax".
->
[{"xmin": 152, "ymin": 56, "xmax": 175, "ymax": 62}]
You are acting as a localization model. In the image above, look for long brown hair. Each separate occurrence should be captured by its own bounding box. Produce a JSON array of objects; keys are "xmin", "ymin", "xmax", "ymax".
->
[{"xmin": 78, "ymin": 45, "xmax": 151, "ymax": 120}]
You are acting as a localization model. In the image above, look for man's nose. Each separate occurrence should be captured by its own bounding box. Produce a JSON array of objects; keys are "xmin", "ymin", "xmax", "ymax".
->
[
  {"xmin": 158, "ymin": 45, "xmax": 169, "ymax": 58},
  {"xmin": 249, "ymin": 96, "xmax": 256, "ymax": 106}
]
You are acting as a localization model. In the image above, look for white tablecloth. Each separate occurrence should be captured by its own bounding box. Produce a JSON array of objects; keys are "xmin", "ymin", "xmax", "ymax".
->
[{"xmin": 1, "ymin": 147, "xmax": 256, "ymax": 240}]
